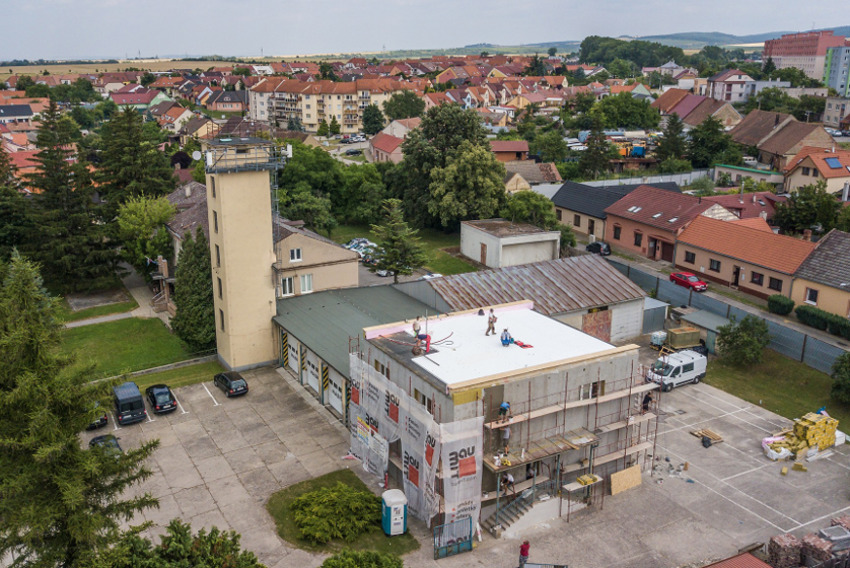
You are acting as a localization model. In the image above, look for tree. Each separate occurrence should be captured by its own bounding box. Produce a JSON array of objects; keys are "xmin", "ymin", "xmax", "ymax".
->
[
  {"xmin": 596, "ymin": 92, "xmax": 660, "ymax": 129},
  {"xmin": 382, "ymin": 90, "xmax": 425, "ymax": 121},
  {"xmin": 0, "ymin": 252, "xmax": 159, "ymax": 567},
  {"xmin": 529, "ymin": 130, "xmax": 568, "ymax": 163},
  {"xmin": 232, "ymin": 66, "xmax": 252, "ymax": 77},
  {"xmin": 140, "ymin": 72, "xmax": 156, "ymax": 87},
  {"xmin": 427, "ymin": 141, "xmax": 507, "ymax": 229},
  {"xmin": 500, "ymin": 190, "xmax": 575, "ymax": 252},
  {"xmin": 831, "ymin": 353, "xmax": 850, "ymax": 405},
  {"xmin": 322, "ymin": 551, "xmax": 403, "ymax": 568},
  {"xmin": 279, "ymin": 181, "xmax": 337, "ymax": 236},
  {"xmin": 171, "ymin": 228, "xmax": 216, "ymax": 353},
  {"xmin": 26, "ymin": 100, "xmax": 118, "ymax": 292},
  {"xmin": 287, "ymin": 116, "xmax": 304, "ymax": 132},
  {"xmin": 116, "ymin": 195, "xmax": 176, "ymax": 281},
  {"xmin": 317, "ymin": 119, "xmax": 329, "ymax": 137},
  {"xmin": 98, "ymin": 107, "xmax": 176, "ymax": 216},
  {"xmin": 0, "ymin": 152, "xmax": 32, "ymax": 261},
  {"xmin": 607, "ymin": 58, "xmax": 638, "ymax": 78},
  {"xmin": 716, "ymin": 315, "xmax": 771, "ymax": 366},
  {"xmin": 773, "ymin": 180, "xmax": 840, "ymax": 235},
  {"xmin": 547, "ymin": 47, "xmax": 557, "ymax": 58},
  {"xmin": 655, "ymin": 113, "xmax": 688, "ymax": 162},
  {"xmin": 524, "ymin": 54, "xmax": 546, "ymax": 76},
  {"xmin": 369, "ymin": 199, "xmax": 427, "ymax": 284},
  {"xmin": 762, "ymin": 57, "xmax": 776, "ymax": 76},
  {"xmin": 362, "ymin": 104, "xmax": 385, "ymax": 136},
  {"xmin": 84, "ymin": 519, "xmax": 264, "ymax": 568},
  {"xmin": 319, "ymin": 62, "xmax": 338, "ymax": 81},
  {"xmin": 687, "ymin": 115, "xmax": 734, "ymax": 168},
  {"xmin": 329, "ymin": 115, "xmax": 341, "ymax": 136},
  {"xmin": 579, "ymin": 115, "xmax": 612, "ymax": 179}
]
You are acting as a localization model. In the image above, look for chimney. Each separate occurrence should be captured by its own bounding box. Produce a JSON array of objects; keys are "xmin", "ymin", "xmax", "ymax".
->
[
  {"xmin": 184, "ymin": 184, "xmax": 192, "ymax": 198},
  {"xmin": 803, "ymin": 229, "xmax": 812, "ymax": 241},
  {"xmin": 774, "ymin": 114, "xmax": 780, "ymax": 128},
  {"xmin": 843, "ymin": 181, "xmax": 850, "ymax": 202},
  {"xmin": 753, "ymin": 193, "xmax": 757, "ymax": 204}
]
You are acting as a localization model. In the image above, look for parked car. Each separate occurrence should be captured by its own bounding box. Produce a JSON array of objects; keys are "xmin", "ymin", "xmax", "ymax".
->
[
  {"xmin": 669, "ymin": 272, "xmax": 708, "ymax": 292},
  {"xmin": 113, "ymin": 382, "xmax": 147, "ymax": 426},
  {"xmin": 89, "ymin": 434, "xmax": 123, "ymax": 454},
  {"xmin": 145, "ymin": 384, "xmax": 177, "ymax": 414},
  {"xmin": 420, "ymin": 273, "xmax": 443, "ymax": 281},
  {"xmin": 214, "ymin": 371, "xmax": 249, "ymax": 397},
  {"xmin": 645, "ymin": 350, "xmax": 707, "ymax": 392},
  {"xmin": 585, "ymin": 241, "xmax": 611, "ymax": 256},
  {"xmin": 345, "ymin": 148, "xmax": 363, "ymax": 156},
  {"xmin": 87, "ymin": 402, "xmax": 108, "ymax": 430},
  {"xmin": 376, "ymin": 268, "xmax": 394, "ymax": 277}
]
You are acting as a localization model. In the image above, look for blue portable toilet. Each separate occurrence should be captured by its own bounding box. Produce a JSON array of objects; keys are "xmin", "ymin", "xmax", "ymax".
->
[{"xmin": 381, "ymin": 489, "xmax": 408, "ymax": 536}]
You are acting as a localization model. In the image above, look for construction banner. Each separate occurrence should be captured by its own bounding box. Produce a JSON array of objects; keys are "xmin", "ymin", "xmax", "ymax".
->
[{"xmin": 440, "ymin": 416, "xmax": 484, "ymax": 526}]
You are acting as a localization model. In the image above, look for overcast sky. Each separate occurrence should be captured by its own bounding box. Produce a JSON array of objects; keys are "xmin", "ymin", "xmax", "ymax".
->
[{"xmin": 7, "ymin": 0, "xmax": 849, "ymax": 60}]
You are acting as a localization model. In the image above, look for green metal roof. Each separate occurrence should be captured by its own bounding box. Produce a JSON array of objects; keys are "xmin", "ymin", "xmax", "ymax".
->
[
  {"xmin": 715, "ymin": 164, "xmax": 780, "ymax": 176},
  {"xmin": 274, "ymin": 286, "xmax": 438, "ymax": 378}
]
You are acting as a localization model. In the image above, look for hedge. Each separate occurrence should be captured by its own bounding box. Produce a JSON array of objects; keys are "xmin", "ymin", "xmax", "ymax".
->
[
  {"xmin": 795, "ymin": 304, "xmax": 850, "ymax": 340},
  {"xmin": 767, "ymin": 294, "xmax": 795, "ymax": 315}
]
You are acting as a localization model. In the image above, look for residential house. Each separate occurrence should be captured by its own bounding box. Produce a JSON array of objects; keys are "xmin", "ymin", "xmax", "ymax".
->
[
  {"xmin": 205, "ymin": 91, "xmax": 248, "ymax": 113},
  {"xmin": 502, "ymin": 161, "xmax": 561, "ymax": 193},
  {"xmin": 490, "ymin": 140, "xmax": 528, "ymax": 162},
  {"xmin": 651, "ymin": 88, "xmax": 741, "ymax": 129},
  {"xmin": 701, "ymin": 191, "xmax": 786, "ymax": 223},
  {"xmin": 784, "ymin": 146, "xmax": 850, "ymax": 194},
  {"xmin": 0, "ymin": 104, "xmax": 34, "ymax": 124},
  {"xmin": 369, "ymin": 132, "xmax": 404, "ymax": 164},
  {"xmin": 707, "ymin": 69, "xmax": 755, "ymax": 103},
  {"xmin": 159, "ymin": 106, "xmax": 194, "ymax": 133},
  {"xmin": 713, "ymin": 164, "xmax": 784, "ymax": 187},
  {"xmin": 179, "ymin": 116, "xmax": 220, "ymax": 145},
  {"xmin": 551, "ymin": 181, "xmax": 681, "ymax": 242},
  {"xmin": 823, "ymin": 96, "xmax": 850, "ymax": 128},
  {"xmin": 380, "ymin": 117, "xmax": 421, "ymax": 139},
  {"xmin": 791, "ymin": 229, "xmax": 850, "ymax": 316},
  {"xmin": 460, "ymin": 219, "xmax": 560, "ymax": 268},
  {"xmin": 603, "ymin": 185, "xmax": 735, "ymax": 261},
  {"xmin": 730, "ymin": 109, "xmax": 836, "ymax": 170},
  {"xmin": 110, "ymin": 89, "xmax": 170, "ymax": 111},
  {"xmin": 675, "ymin": 215, "xmax": 815, "ymax": 299}
]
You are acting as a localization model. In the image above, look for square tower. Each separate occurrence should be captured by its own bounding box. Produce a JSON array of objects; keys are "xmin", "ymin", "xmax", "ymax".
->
[{"xmin": 202, "ymin": 137, "xmax": 281, "ymax": 370}]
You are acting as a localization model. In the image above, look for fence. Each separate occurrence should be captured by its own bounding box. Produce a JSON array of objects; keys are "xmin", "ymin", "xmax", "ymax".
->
[
  {"xmin": 433, "ymin": 517, "xmax": 474, "ymax": 559},
  {"xmin": 584, "ymin": 169, "xmax": 712, "ymax": 188},
  {"xmin": 609, "ymin": 259, "xmax": 847, "ymax": 374}
]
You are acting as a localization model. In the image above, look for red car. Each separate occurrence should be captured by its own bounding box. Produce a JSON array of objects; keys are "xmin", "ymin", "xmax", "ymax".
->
[{"xmin": 670, "ymin": 272, "xmax": 707, "ymax": 292}]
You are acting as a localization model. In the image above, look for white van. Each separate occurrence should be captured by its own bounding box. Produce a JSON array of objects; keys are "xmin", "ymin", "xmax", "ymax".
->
[{"xmin": 646, "ymin": 350, "xmax": 707, "ymax": 392}]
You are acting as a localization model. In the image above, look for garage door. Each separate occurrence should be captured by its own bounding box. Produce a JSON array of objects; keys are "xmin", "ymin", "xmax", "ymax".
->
[
  {"xmin": 327, "ymin": 367, "xmax": 345, "ymax": 415},
  {"xmin": 305, "ymin": 351, "xmax": 320, "ymax": 392},
  {"xmin": 660, "ymin": 242, "xmax": 674, "ymax": 262},
  {"xmin": 287, "ymin": 338, "xmax": 299, "ymax": 374}
]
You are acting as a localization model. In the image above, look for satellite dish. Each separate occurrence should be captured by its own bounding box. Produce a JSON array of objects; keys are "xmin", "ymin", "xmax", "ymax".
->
[{"xmin": 191, "ymin": 150, "xmax": 202, "ymax": 161}]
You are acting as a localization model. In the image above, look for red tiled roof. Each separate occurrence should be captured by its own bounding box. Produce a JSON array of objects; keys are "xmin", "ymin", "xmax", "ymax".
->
[
  {"xmin": 651, "ymin": 88, "xmax": 690, "ymax": 113},
  {"xmin": 702, "ymin": 191, "xmax": 785, "ymax": 220},
  {"xmin": 670, "ymin": 94, "xmax": 706, "ymax": 119},
  {"xmin": 785, "ymin": 146, "xmax": 850, "ymax": 178},
  {"xmin": 490, "ymin": 140, "xmax": 529, "ymax": 153},
  {"xmin": 604, "ymin": 185, "xmax": 713, "ymax": 232},
  {"xmin": 729, "ymin": 217, "xmax": 773, "ymax": 232},
  {"xmin": 370, "ymin": 132, "xmax": 404, "ymax": 154},
  {"xmin": 730, "ymin": 109, "xmax": 793, "ymax": 147},
  {"xmin": 703, "ymin": 553, "xmax": 771, "ymax": 568},
  {"xmin": 678, "ymin": 215, "xmax": 815, "ymax": 274}
]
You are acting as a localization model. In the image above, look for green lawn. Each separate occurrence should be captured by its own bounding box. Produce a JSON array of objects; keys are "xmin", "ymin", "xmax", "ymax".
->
[
  {"xmin": 330, "ymin": 224, "xmax": 475, "ymax": 275},
  {"xmin": 131, "ymin": 361, "xmax": 224, "ymax": 391},
  {"xmin": 706, "ymin": 350, "xmax": 850, "ymax": 427},
  {"xmin": 266, "ymin": 469, "xmax": 420, "ymax": 556},
  {"xmin": 61, "ymin": 318, "xmax": 194, "ymax": 378},
  {"xmin": 57, "ymin": 297, "xmax": 139, "ymax": 323}
]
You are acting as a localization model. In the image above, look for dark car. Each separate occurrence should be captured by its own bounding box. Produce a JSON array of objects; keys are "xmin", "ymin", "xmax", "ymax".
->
[
  {"xmin": 670, "ymin": 271, "xmax": 708, "ymax": 292},
  {"xmin": 585, "ymin": 241, "xmax": 611, "ymax": 256},
  {"xmin": 145, "ymin": 384, "xmax": 177, "ymax": 414},
  {"xmin": 87, "ymin": 402, "xmax": 108, "ymax": 430},
  {"xmin": 344, "ymin": 148, "xmax": 362, "ymax": 156},
  {"xmin": 214, "ymin": 371, "xmax": 249, "ymax": 397},
  {"xmin": 89, "ymin": 434, "xmax": 123, "ymax": 454},
  {"xmin": 112, "ymin": 382, "xmax": 147, "ymax": 426}
]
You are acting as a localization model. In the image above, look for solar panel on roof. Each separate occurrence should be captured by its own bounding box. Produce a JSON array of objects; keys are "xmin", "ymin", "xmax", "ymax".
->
[{"xmin": 825, "ymin": 157, "xmax": 842, "ymax": 169}]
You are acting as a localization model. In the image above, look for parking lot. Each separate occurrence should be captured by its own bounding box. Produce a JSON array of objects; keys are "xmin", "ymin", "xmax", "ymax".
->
[{"xmin": 82, "ymin": 368, "xmax": 352, "ymax": 568}]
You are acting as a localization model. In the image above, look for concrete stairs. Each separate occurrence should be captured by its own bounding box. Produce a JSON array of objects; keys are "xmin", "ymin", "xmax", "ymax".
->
[{"xmin": 481, "ymin": 498, "xmax": 534, "ymax": 536}]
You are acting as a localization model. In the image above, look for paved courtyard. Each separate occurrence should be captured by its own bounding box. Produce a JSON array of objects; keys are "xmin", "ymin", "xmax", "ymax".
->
[{"xmin": 84, "ymin": 365, "xmax": 850, "ymax": 568}]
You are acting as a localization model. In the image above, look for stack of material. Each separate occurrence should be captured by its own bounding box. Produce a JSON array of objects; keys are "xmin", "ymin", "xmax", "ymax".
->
[
  {"xmin": 768, "ymin": 534, "xmax": 801, "ymax": 568},
  {"xmin": 576, "ymin": 474, "xmax": 599, "ymax": 486},
  {"xmin": 794, "ymin": 413, "xmax": 839, "ymax": 451},
  {"xmin": 832, "ymin": 515, "xmax": 850, "ymax": 531},
  {"xmin": 802, "ymin": 533, "xmax": 834, "ymax": 565}
]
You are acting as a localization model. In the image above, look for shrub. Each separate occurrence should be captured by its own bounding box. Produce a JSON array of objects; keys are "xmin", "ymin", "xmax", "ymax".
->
[
  {"xmin": 767, "ymin": 294, "xmax": 794, "ymax": 315},
  {"xmin": 831, "ymin": 353, "xmax": 850, "ymax": 405},
  {"xmin": 795, "ymin": 304, "xmax": 830, "ymax": 330},
  {"xmin": 291, "ymin": 482, "xmax": 381, "ymax": 544},
  {"xmin": 322, "ymin": 550, "xmax": 404, "ymax": 568},
  {"xmin": 716, "ymin": 315, "xmax": 771, "ymax": 366}
]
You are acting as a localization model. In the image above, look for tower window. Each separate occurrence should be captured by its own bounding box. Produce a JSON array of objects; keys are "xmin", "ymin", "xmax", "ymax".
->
[
  {"xmin": 215, "ymin": 245, "xmax": 221, "ymax": 267},
  {"xmin": 213, "ymin": 210, "xmax": 219, "ymax": 233},
  {"xmin": 210, "ymin": 176, "xmax": 216, "ymax": 198},
  {"xmin": 217, "ymin": 277, "xmax": 222, "ymax": 299},
  {"xmin": 219, "ymin": 309, "xmax": 225, "ymax": 331}
]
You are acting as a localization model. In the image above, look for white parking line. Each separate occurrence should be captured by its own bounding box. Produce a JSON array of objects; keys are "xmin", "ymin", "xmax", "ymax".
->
[
  {"xmin": 146, "ymin": 411, "xmax": 155, "ymax": 423},
  {"xmin": 202, "ymin": 383, "xmax": 220, "ymax": 406},
  {"xmin": 172, "ymin": 393, "xmax": 189, "ymax": 415},
  {"xmin": 112, "ymin": 413, "xmax": 121, "ymax": 431}
]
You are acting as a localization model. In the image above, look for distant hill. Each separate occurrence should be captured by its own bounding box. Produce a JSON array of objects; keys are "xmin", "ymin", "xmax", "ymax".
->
[{"xmin": 638, "ymin": 26, "xmax": 850, "ymax": 49}]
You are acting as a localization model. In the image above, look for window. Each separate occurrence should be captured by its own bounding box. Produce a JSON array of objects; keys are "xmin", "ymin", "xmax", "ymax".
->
[
  {"xmin": 806, "ymin": 288, "xmax": 819, "ymax": 305},
  {"xmin": 613, "ymin": 225, "xmax": 621, "ymax": 240},
  {"xmin": 213, "ymin": 210, "xmax": 218, "ymax": 233},
  {"xmin": 709, "ymin": 259, "xmax": 721, "ymax": 272},
  {"xmin": 802, "ymin": 167, "xmax": 811, "ymax": 176},
  {"xmin": 573, "ymin": 214, "xmax": 581, "ymax": 227},
  {"xmin": 683, "ymin": 362, "xmax": 695, "ymax": 373},
  {"xmin": 556, "ymin": 209, "xmax": 562, "ymax": 221},
  {"xmin": 210, "ymin": 176, "xmax": 216, "ymax": 198},
  {"xmin": 281, "ymin": 277, "xmax": 294, "ymax": 296},
  {"xmin": 633, "ymin": 232, "xmax": 642, "ymax": 247},
  {"xmin": 580, "ymin": 380, "xmax": 606, "ymax": 400},
  {"xmin": 215, "ymin": 244, "xmax": 220, "ymax": 267},
  {"xmin": 219, "ymin": 309, "xmax": 225, "ymax": 331},
  {"xmin": 290, "ymin": 248, "xmax": 302, "ymax": 262},
  {"xmin": 812, "ymin": 169, "xmax": 819, "ymax": 178},
  {"xmin": 217, "ymin": 277, "xmax": 222, "ymax": 299},
  {"xmin": 684, "ymin": 251, "xmax": 696, "ymax": 264},
  {"xmin": 768, "ymin": 277, "xmax": 783, "ymax": 292},
  {"xmin": 300, "ymin": 274, "xmax": 313, "ymax": 293},
  {"xmin": 751, "ymin": 272, "xmax": 764, "ymax": 286}
]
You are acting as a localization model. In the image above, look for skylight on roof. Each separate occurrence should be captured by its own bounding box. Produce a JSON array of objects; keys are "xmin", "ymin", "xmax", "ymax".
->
[
  {"xmin": 825, "ymin": 157, "xmax": 842, "ymax": 169},
  {"xmin": 627, "ymin": 206, "xmax": 642, "ymax": 213},
  {"xmin": 652, "ymin": 212, "xmax": 662, "ymax": 218},
  {"xmin": 668, "ymin": 217, "xmax": 679, "ymax": 223}
]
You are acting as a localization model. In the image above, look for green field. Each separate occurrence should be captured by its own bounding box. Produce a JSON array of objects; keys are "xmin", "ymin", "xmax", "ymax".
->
[
  {"xmin": 266, "ymin": 469, "xmax": 419, "ymax": 556},
  {"xmin": 331, "ymin": 224, "xmax": 475, "ymax": 275},
  {"xmin": 57, "ymin": 297, "xmax": 139, "ymax": 323},
  {"xmin": 706, "ymin": 350, "xmax": 850, "ymax": 427},
  {"xmin": 61, "ymin": 318, "xmax": 195, "ymax": 378}
]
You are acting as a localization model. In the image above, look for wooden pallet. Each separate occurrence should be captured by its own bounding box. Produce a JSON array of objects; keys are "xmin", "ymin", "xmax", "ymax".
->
[{"xmin": 690, "ymin": 428, "xmax": 724, "ymax": 443}]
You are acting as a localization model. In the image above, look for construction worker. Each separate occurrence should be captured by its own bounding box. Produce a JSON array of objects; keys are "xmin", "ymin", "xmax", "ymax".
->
[
  {"xmin": 412, "ymin": 316, "xmax": 421, "ymax": 336},
  {"xmin": 501, "ymin": 472, "xmax": 515, "ymax": 495},
  {"xmin": 486, "ymin": 309, "xmax": 497, "ymax": 336},
  {"xmin": 502, "ymin": 425, "xmax": 511, "ymax": 455},
  {"xmin": 498, "ymin": 401, "xmax": 512, "ymax": 423}
]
